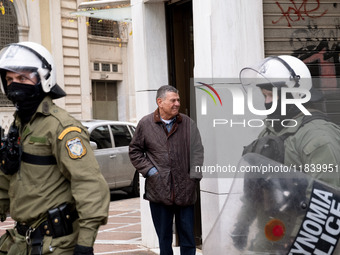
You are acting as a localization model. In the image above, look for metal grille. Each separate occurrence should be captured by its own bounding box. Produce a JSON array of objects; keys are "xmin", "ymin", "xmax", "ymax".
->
[
  {"xmin": 102, "ymin": 63, "xmax": 110, "ymax": 72},
  {"xmin": 0, "ymin": 0, "xmax": 18, "ymax": 49},
  {"xmin": 0, "ymin": 0, "xmax": 18, "ymax": 107},
  {"xmin": 263, "ymin": 0, "xmax": 340, "ymax": 124},
  {"xmin": 88, "ymin": 18, "xmax": 120, "ymax": 38},
  {"xmin": 94, "ymin": 62, "xmax": 100, "ymax": 71},
  {"xmin": 92, "ymin": 81, "xmax": 118, "ymax": 120}
]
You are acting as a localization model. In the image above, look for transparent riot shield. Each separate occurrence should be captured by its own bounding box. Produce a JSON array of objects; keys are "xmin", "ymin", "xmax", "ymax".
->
[{"xmin": 203, "ymin": 153, "xmax": 340, "ymax": 255}]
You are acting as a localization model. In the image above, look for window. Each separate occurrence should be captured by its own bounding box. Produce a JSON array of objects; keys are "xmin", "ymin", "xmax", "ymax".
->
[
  {"xmin": 0, "ymin": 0, "xmax": 18, "ymax": 49},
  {"xmin": 0, "ymin": 0, "xmax": 18, "ymax": 107},
  {"xmin": 88, "ymin": 18, "xmax": 120, "ymax": 38},
  {"xmin": 94, "ymin": 62, "xmax": 100, "ymax": 71},
  {"xmin": 110, "ymin": 125, "xmax": 132, "ymax": 147},
  {"xmin": 128, "ymin": 125, "xmax": 135, "ymax": 135},
  {"xmin": 90, "ymin": 125, "xmax": 112, "ymax": 149},
  {"xmin": 102, "ymin": 63, "xmax": 110, "ymax": 72},
  {"xmin": 112, "ymin": 64, "xmax": 118, "ymax": 72}
]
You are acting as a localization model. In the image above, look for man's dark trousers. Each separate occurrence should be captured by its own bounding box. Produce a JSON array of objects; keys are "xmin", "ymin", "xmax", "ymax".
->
[{"xmin": 150, "ymin": 202, "xmax": 196, "ymax": 255}]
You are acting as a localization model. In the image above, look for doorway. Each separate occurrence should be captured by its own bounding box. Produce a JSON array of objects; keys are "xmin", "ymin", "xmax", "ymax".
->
[
  {"xmin": 166, "ymin": 0, "xmax": 202, "ymax": 247},
  {"xmin": 166, "ymin": 0, "xmax": 194, "ymax": 116},
  {"xmin": 92, "ymin": 80, "xmax": 118, "ymax": 120}
]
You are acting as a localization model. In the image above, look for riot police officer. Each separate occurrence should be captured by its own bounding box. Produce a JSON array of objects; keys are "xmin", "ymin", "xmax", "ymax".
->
[
  {"xmin": 240, "ymin": 55, "xmax": 340, "ymax": 187},
  {"xmin": 230, "ymin": 55, "xmax": 340, "ymax": 253},
  {"xmin": 0, "ymin": 42, "xmax": 110, "ymax": 255}
]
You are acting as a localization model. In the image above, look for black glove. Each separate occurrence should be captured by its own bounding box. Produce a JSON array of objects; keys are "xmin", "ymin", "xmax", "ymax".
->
[
  {"xmin": 73, "ymin": 244, "xmax": 94, "ymax": 255},
  {"xmin": 231, "ymin": 225, "xmax": 249, "ymax": 251},
  {"xmin": 0, "ymin": 214, "xmax": 6, "ymax": 222},
  {"xmin": 232, "ymin": 234, "xmax": 248, "ymax": 250}
]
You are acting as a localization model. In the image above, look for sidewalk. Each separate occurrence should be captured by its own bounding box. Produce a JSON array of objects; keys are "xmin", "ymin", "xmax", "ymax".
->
[
  {"xmin": 94, "ymin": 195, "xmax": 156, "ymax": 254},
  {"xmin": 0, "ymin": 194, "xmax": 155, "ymax": 255},
  {"xmin": 95, "ymin": 193, "xmax": 202, "ymax": 255},
  {"xmin": 0, "ymin": 192, "xmax": 203, "ymax": 255}
]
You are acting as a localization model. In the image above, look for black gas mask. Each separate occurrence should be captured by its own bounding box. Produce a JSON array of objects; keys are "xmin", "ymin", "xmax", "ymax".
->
[{"xmin": 7, "ymin": 82, "xmax": 45, "ymax": 124}]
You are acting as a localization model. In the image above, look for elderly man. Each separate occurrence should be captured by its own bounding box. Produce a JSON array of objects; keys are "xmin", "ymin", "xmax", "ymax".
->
[{"xmin": 129, "ymin": 85, "xmax": 204, "ymax": 255}]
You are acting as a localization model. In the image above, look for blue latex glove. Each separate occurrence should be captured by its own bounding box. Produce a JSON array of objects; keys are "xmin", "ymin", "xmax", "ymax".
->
[{"xmin": 146, "ymin": 167, "xmax": 158, "ymax": 177}]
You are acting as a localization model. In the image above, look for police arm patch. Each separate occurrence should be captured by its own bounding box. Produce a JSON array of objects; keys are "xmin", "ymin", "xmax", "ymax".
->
[
  {"xmin": 66, "ymin": 137, "xmax": 87, "ymax": 159},
  {"xmin": 58, "ymin": 127, "xmax": 82, "ymax": 140}
]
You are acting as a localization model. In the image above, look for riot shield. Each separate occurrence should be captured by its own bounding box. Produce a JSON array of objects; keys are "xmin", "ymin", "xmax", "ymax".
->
[{"xmin": 203, "ymin": 153, "xmax": 340, "ymax": 255}]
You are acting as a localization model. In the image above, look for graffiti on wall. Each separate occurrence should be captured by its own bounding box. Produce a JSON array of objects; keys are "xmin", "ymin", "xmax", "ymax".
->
[
  {"xmin": 272, "ymin": 0, "xmax": 328, "ymax": 28},
  {"xmin": 270, "ymin": 0, "xmax": 340, "ymax": 88},
  {"xmin": 289, "ymin": 18, "xmax": 340, "ymax": 88}
]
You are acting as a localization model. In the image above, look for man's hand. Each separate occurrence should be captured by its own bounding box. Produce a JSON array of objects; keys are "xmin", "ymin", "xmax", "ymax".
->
[
  {"xmin": 146, "ymin": 167, "xmax": 158, "ymax": 177},
  {"xmin": 73, "ymin": 244, "xmax": 94, "ymax": 255}
]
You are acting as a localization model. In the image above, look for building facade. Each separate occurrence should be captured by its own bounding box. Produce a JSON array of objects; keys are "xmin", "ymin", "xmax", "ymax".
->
[
  {"xmin": 129, "ymin": 0, "xmax": 340, "ymax": 251},
  {"xmin": 1, "ymin": 0, "xmax": 340, "ymax": 252},
  {"xmin": 0, "ymin": 0, "xmax": 136, "ymax": 132}
]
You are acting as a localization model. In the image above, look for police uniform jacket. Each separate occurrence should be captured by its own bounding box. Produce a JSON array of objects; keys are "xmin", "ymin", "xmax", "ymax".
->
[
  {"xmin": 0, "ymin": 96, "xmax": 110, "ymax": 247},
  {"xmin": 258, "ymin": 111, "xmax": 340, "ymax": 187},
  {"xmin": 232, "ymin": 111, "xmax": 340, "ymax": 252}
]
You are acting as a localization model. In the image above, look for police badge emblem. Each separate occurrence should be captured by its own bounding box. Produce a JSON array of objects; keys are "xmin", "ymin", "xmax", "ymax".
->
[{"xmin": 66, "ymin": 137, "xmax": 87, "ymax": 159}]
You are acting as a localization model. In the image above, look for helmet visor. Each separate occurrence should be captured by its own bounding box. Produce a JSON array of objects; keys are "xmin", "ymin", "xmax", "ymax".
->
[
  {"xmin": 239, "ymin": 58, "xmax": 293, "ymax": 90},
  {"xmin": 0, "ymin": 44, "xmax": 45, "ymax": 93},
  {"xmin": 0, "ymin": 44, "xmax": 45, "ymax": 74}
]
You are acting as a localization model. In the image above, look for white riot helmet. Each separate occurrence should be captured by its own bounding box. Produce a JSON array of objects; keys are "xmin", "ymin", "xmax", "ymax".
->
[
  {"xmin": 0, "ymin": 41, "xmax": 65, "ymax": 98},
  {"xmin": 239, "ymin": 55, "xmax": 315, "ymax": 100}
]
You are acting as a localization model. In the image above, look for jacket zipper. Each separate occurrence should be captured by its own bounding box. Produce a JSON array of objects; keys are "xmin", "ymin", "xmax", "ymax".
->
[
  {"xmin": 170, "ymin": 171, "xmax": 175, "ymax": 202},
  {"xmin": 166, "ymin": 129, "xmax": 175, "ymax": 203}
]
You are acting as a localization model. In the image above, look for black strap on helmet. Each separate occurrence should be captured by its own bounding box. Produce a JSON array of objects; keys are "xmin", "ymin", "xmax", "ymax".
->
[{"xmin": 266, "ymin": 56, "xmax": 301, "ymax": 87}]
